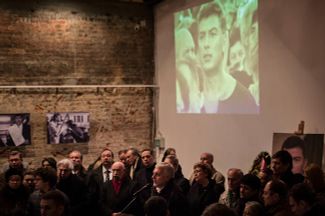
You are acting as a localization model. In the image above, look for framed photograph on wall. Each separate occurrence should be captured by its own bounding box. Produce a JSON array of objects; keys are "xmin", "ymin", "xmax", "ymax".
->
[
  {"xmin": 273, "ymin": 133, "xmax": 324, "ymax": 175},
  {"xmin": 47, "ymin": 112, "xmax": 90, "ymax": 144},
  {"xmin": 0, "ymin": 113, "xmax": 31, "ymax": 147}
]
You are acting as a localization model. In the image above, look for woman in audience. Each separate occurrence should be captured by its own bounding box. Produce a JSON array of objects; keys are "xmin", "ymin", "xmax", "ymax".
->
[
  {"xmin": 249, "ymin": 151, "xmax": 271, "ymax": 176},
  {"xmin": 0, "ymin": 168, "xmax": 29, "ymax": 216},
  {"xmin": 42, "ymin": 157, "xmax": 57, "ymax": 170},
  {"xmin": 161, "ymin": 148, "xmax": 177, "ymax": 162},
  {"xmin": 187, "ymin": 163, "xmax": 224, "ymax": 216}
]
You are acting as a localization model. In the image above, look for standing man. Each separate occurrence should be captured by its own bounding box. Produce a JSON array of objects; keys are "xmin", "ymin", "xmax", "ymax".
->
[
  {"xmin": 219, "ymin": 168, "xmax": 243, "ymax": 209},
  {"xmin": 126, "ymin": 147, "xmax": 143, "ymax": 180},
  {"xmin": 197, "ymin": 2, "xmax": 257, "ymax": 113},
  {"xmin": 87, "ymin": 148, "xmax": 114, "ymax": 215},
  {"xmin": 100, "ymin": 161, "xmax": 140, "ymax": 216},
  {"xmin": 152, "ymin": 162, "xmax": 189, "ymax": 216},
  {"xmin": 135, "ymin": 149, "xmax": 156, "ymax": 187},
  {"xmin": 68, "ymin": 150, "xmax": 87, "ymax": 181}
]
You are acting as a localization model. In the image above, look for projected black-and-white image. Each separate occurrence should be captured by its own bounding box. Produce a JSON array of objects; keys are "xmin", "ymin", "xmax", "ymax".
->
[
  {"xmin": 175, "ymin": 0, "xmax": 259, "ymax": 113},
  {"xmin": 0, "ymin": 113, "xmax": 31, "ymax": 147},
  {"xmin": 47, "ymin": 112, "xmax": 90, "ymax": 144}
]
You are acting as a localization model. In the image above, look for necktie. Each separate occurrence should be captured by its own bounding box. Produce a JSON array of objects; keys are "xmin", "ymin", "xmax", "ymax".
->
[{"xmin": 105, "ymin": 170, "xmax": 110, "ymax": 182}]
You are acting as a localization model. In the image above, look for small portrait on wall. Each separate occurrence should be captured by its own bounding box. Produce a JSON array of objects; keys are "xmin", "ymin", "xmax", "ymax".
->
[
  {"xmin": 0, "ymin": 113, "xmax": 31, "ymax": 147},
  {"xmin": 47, "ymin": 112, "xmax": 90, "ymax": 144},
  {"xmin": 273, "ymin": 133, "xmax": 324, "ymax": 175}
]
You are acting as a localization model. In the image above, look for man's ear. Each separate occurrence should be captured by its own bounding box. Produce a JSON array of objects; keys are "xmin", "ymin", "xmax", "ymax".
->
[{"xmin": 57, "ymin": 204, "xmax": 64, "ymax": 215}]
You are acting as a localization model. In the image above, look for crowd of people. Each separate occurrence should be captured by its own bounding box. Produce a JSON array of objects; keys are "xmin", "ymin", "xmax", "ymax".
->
[{"xmin": 0, "ymin": 136, "xmax": 324, "ymax": 216}]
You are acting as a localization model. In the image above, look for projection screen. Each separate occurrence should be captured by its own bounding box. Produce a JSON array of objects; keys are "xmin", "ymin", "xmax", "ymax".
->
[{"xmin": 174, "ymin": 0, "xmax": 259, "ymax": 114}]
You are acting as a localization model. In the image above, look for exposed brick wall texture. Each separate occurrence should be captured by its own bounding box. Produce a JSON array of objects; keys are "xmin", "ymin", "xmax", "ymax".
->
[{"xmin": 0, "ymin": 0, "xmax": 155, "ymax": 168}]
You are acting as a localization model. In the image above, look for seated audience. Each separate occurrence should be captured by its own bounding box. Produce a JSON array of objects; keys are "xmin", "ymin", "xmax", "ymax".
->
[{"xmin": 188, "ymin": 162, "xmax": 224, "ymax": 216}]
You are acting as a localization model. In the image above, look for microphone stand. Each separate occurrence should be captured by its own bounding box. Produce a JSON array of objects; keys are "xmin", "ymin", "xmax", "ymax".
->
[{"xmin": 120, "ymin": 183, "xmax": 151, "ymax": 213}]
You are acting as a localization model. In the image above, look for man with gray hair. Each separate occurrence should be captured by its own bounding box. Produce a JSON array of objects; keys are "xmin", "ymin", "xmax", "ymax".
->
[
  {"xmin": 151, "ymin": 162, "xmax": 189, "ymax": 216},
  {"xmin": 56, "ymin": 158, "xmax": 88, "ymax": 216}
]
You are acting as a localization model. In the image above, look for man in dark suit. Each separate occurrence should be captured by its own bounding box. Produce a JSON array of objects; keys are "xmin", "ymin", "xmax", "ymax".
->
[
  {"xmin": 87, "ymin": 148, "xmax": 114, "ymax": 215},
  {"xmin": 100, "ymin": 161, "xmax": 140, "ymax": 216},
  {"xmin": 151, "ymin": 162, "xmax": 189, "ymax": 216},
  {"xmin": 126, "ymin": 147, "xmax": 143, "ymax": 180}
]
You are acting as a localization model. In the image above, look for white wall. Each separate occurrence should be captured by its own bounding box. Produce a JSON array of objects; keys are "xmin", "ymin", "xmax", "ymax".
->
[{"xmin": 155, "ymin": 0, "xmax": 325, "ymax": 177}]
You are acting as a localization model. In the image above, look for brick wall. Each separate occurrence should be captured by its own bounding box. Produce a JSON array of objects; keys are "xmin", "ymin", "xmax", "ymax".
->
[{"xmin": 0, "ymin": 0, "xmax": 155, "ymax": 168}]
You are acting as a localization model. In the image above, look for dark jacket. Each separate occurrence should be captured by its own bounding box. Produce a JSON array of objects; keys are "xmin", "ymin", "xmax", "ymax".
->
[
  {"xmin": 151, "ymin": 180, "xmax": 189, "ymax": 216},
  {"xmin": 0, "ymin": 184, "xmax": 29, "ymax": 216},
  {"xmin": 187, "ymin": 179, "xmax": 224, "ymax": 216}
]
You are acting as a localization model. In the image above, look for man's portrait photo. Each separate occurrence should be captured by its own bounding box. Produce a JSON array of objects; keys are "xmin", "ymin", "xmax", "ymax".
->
[{"xmin": 273, "ymin": 133, "xmax": 324, "ymax": 175}]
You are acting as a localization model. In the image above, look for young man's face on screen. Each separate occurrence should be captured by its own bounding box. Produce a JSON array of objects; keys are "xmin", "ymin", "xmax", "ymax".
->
[{"xmin": 198, "ymin": 14, "xmax": 224, "ymax": 73}]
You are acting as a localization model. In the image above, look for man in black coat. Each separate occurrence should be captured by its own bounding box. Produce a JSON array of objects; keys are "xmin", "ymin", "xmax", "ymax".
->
[
  {"xmin": 151, "ymin": 162, "xmax": 189, "ymax": 216},
  {"xmin": 100, "ymin": 161, "xmax": 141, "ymax": 216}
]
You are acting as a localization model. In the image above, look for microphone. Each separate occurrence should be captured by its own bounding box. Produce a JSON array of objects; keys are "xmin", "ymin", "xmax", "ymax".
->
[{"xmin": 132, "ymin": 183, "xmax": 151, "ymax": 197}]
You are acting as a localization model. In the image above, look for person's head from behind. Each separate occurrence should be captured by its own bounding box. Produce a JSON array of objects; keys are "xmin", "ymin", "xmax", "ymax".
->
[
  {"xmin": 34, "ymin": 167, "xmax": 57, "ymax": 193},
  {"xmin": 243, "ymin": 201, "xmax": 264, "ymax": 216},
  {"xmin": 289, "ymin": 183, "xmax": 315, "ymax": 216},
  {"xmin": 281, "ymin": 136, "xmax": 307, "ymax": 175},
  {"xmin": 262, "ymin": 180, "xmax": 287, "ymax": 207},
  {"xmin": 304, "ymin": 163, "xmax": 325, "ymax": 193},
  {"xmin": 8, "ymin": 150, "xmax": 23, "ymax": 169},
  {"xmin": 240, "ymin": 174, "xmax": 261, "ymax": 200},
  {"xmin": 197, "ymin": 1, "xmax": 227, "ymax": 75},
  {"xmin": 42, "ymin": 157, "xmax": 57, "ymax": 170},
  {"xmin": 271, "ymin": 150, "xmax": 293, "ymax": 176},
  {"xmin": 40, "ymin": 190, "xmax": 65, "ymax": 216},
  {"xmin": 202, "ymin": 203, "xmax": 237, "ymax": 216},
  {"xmin": 144, "ymin": 196, "xmax": 169, "ymax": 216},
  {"xmin": 152, "ymin": 162, "xmax": 175, "ymax": 188},
  {"xmin": 227, "ymin": 168, "xmax": 243, "ymax": 191},
  {"xmin": 5, "ymin": 168, "xmax": 23, "ymax": 190}
]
